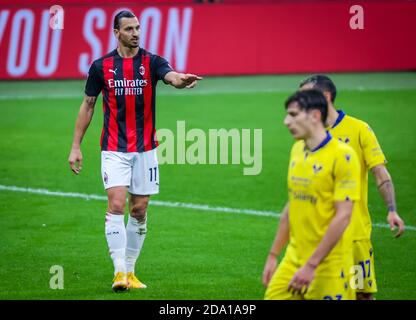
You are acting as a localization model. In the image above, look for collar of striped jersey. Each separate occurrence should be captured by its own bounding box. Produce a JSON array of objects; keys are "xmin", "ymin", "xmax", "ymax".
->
[
  {"xmin": 310, "ymin": 131, "xmax": 332, "ymax": 152},
  {"xmin": 114, "ymin": 47, "xmax": 141, "ymax": 59},
  {"xmin": 331, "ymin": 109, "xmax": 346, "ymax": 128}
]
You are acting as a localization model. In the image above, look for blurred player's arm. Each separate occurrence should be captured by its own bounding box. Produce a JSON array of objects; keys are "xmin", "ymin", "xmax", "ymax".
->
[
  {"xmin": 262, "ymin": 202, "xmax": 289, "ymax": 287},
  {"xmin": 164, "ymin": 71, "xmax": 203, "ymax": 89},
  {"xmin": 68, "ymin": 95, "xmax": 97, "ymax": 174},
  {"xmin": 288, "ymin": 200, "xmax": 353, "ymax": 294},
  {"xmin": 371, "ymin": 165, "xmax": 405, "ymax": 237},
  {"xmin": 361, "ymin": 123, "xmax": 405, "ymax": 238}
]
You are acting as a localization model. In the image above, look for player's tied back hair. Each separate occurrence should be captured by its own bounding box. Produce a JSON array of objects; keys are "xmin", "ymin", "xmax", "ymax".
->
[
  {"xmin": 299, "ymin": 74, "xmax": 337, "ymax": 103},
  {"xmin": 114, "ymin": 10, "xmax": 136, "ymax": 30},
  {"xmin": 285, "ymin": 89, "xmax": 328, "ymax": 124}
]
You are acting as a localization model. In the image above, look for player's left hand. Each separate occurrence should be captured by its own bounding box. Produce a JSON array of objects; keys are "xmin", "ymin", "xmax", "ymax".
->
[
  {"xmin": 288, "ymin": 263, "xmax": 316, "ymax": 295},
  {"xmin": 180, "ymin": 73, "xmax": 203, "ymax": 89},
  {"xmin": 387, "ymin": 211, "xmax": 405, "ymax": 238}
]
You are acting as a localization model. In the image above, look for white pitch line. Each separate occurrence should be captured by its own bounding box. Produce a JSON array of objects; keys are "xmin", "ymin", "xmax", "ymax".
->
[
  {"xmin": 0, "ymin": 94, "xmax": 80, "ymax": 100},
  {"xmin": 0, "ymin": 90, "xmax": 279, "ymax": 101},
  {"xmin": 0, "ymin": 185, "xmax": 278, "ymax": 218},
  {"xmin": 0, "ymin": 88, "xmax": 282, "ymax": 100},
  {"xmin": 0, "ymin": 86, "xmax": 412, "ymax": 101},
  {"xmin": 0, "ymin": 184, "xmax": 414, "ymax": 231}
]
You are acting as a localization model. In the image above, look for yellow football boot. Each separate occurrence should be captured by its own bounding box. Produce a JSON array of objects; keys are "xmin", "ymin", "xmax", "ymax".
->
[
  {"xmin": 127, "ymin": 272, "xmax": 147, "ymax": 289},
  {"xmin": 112, "ymin": 272, "xmax": 128, "ymax": 292}
]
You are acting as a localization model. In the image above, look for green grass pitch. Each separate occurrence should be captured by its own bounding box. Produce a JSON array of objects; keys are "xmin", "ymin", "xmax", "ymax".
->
[{"xmin": 0, "ymin": 73, "xmax": 415, "ymax": 299}]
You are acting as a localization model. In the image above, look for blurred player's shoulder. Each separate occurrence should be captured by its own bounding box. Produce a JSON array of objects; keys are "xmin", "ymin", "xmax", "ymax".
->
[
  {"xmin": 290, "ymin": 140, "xmax": 306, "ymax": 156},
  {"xmin": 342, "ymin": 114, "xmax": 375, "ymax": 134},
  {"xmin": 331, "ymin": 137, "xmax": 359, "ymax": 164},
  {"xmin": 333, "ymin": 137, "xmax": 357, "ymax": 153}
]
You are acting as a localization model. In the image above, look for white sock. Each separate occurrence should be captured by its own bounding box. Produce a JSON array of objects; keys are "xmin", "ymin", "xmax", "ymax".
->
[
  {"xmin": 125, "ymin": 215, "xmax": 147, "ymax": 274},
  {"xmin": 105, "ymin": 212, "xmax": 126, "ymax": 275}
]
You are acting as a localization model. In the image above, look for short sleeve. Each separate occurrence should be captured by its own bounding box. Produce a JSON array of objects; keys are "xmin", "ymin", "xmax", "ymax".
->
[
  {"xmin": 84, "ymin": 62, "xmax": 104, "ymax": 97},
  {"xmin": 153, "ymin": 55, "xmax": 174, "ymax": 81},
  {"xmin": 360, "ymin": 125, "xmax": 387, "ymax": 169},
  {"xmin": 333, "ymin": 148, "xmax": 361, "ymax": 202}
]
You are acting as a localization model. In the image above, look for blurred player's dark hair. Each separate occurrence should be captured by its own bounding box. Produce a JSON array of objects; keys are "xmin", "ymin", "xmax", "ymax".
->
[
  {"xmin": 114, "ymin": 10, "xmax": 136, "ymax": 30},
  {"xmin": 299, "ymin": 74, "xmax": 337, "ymax": 103},
  {"xmin": 285, "ymin": 89, "xmax": 328, "ymax": 125}
]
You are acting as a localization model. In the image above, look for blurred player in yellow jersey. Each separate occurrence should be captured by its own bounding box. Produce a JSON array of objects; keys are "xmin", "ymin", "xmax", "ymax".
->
[
  {"xmin": 298, "ymin": 75, "xmax": 405, "ymax": 300},
  {"xmin": 263, "ymin": 90, "xmax": 361, "ymax": 300}
]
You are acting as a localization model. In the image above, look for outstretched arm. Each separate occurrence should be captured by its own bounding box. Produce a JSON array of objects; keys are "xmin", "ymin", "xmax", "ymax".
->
[
  {"xmin": 262, "ymin": 203, "xmax": 290, "ymax": 287},
  {"xmin": 68, "ymin": 95, "xmax": 97, "ymax": 174},
  {"xmin": 372, "ymin": 164, "xmax": 405, "ymax": 238},
  {"xmin": 288, "ymin": 200, "xmax": 353, "ymax": 294},
  {"xmin": 164, "ymin": 71, "xmax": 203, "ymax": 89}
]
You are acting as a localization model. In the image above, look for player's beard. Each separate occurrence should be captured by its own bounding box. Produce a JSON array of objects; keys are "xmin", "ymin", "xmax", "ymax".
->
[
  {"xmin": 119, "ymin": 36, "xmax": 139, "ymax": 49},
  {"xmin": 130, "ymin": 37, "xmax": 139, "ymax": 48}
]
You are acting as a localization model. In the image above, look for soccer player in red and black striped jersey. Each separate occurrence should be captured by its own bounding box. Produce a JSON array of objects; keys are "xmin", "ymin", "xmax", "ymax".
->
[{"xmin": 68, "ymin": 10, "xmax": 202, "ymax": 292}]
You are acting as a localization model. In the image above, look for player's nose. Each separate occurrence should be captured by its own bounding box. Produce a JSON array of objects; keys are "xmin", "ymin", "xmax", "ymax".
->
[{"xmin": 283, "ymin": 116, "xmax": 291, "ymax": 126}]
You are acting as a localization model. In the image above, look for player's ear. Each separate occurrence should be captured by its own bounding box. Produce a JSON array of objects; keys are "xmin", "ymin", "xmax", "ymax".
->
[
  {"xmin": 311, "ymin": 109, "xmax": 322, "ymax": 123},
  {"xmin": 323, "ymin": 91, "xmax": 332, "ymax": 104},
  {"xmin": 114, "ymin": 29, "xmax": 119, "ymax": 39}
]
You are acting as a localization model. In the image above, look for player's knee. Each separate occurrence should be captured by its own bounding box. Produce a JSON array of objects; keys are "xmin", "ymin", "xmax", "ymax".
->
[
  {"xmin": 130, "ymin": 201, "xmax": 148, "ymax": 221},
  {"xmin": 108, "ymin": 199, "xmax": 126, "ymax": 214}
]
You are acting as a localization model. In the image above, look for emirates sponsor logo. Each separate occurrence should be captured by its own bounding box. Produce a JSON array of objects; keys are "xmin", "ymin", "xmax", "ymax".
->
[
  {"xmin": 108, "ymin": 78, "xmax": 148, "ymax": 88},
  {"xmin": 108, "ymin": 78, "xmax": 148, "ymax": 96}
]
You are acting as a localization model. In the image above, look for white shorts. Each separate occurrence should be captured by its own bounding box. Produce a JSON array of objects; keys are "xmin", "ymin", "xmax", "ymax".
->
[{"xmin": 101, "ymin": 149, "xmax": 159, "ymax": 195}]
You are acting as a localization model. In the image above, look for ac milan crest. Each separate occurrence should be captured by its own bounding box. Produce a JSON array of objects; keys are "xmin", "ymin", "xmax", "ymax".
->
[{"xmin": 139, "ymin": 65, "xmax": 145, "ymax": 76}]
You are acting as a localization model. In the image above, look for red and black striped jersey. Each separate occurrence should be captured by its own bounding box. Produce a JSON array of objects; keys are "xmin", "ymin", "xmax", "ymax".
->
[{"xmin": 85, "ymin": 48, "xmax": 173, "ymax": 152}]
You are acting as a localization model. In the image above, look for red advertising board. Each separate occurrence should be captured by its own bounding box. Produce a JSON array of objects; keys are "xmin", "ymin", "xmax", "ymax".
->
[{"xmin": 0, "ymin": 1, "xmax": 415, "ymax": 79}]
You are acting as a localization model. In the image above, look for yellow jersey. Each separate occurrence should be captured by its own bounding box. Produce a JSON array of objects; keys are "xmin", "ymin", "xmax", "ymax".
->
[
  {"xmin": 286, "ymin": 132, "xmax": 361, "ymax": 275},
  {"xmin": 328, "ymin": 110, "xmax": 387, "ymax": 240}
]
